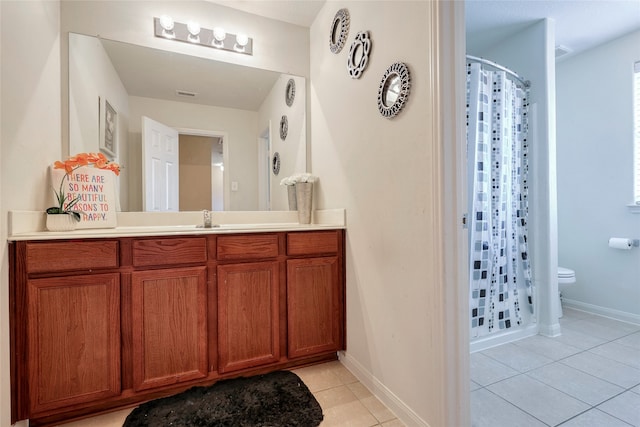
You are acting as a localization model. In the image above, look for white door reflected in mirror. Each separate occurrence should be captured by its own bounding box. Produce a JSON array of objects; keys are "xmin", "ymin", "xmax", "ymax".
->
[{"xmin": 142, "ymin": 116, "xmax": 179, "ymax": 211}]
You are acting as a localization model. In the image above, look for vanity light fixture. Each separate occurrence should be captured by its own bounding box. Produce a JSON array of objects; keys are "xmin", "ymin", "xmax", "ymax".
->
[{"xmin": 153, "ymin": 17, "xmax": 253, "ymax": 55}]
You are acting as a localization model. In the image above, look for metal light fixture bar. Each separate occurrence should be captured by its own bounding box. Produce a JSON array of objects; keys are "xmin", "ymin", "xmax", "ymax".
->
[{"xmin": 153, "ymin": 17, "xmax": 253, "ymax": 56}]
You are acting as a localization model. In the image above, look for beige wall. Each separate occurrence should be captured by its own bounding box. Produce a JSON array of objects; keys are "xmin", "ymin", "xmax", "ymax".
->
[
  {"xmin": 310, "ymin": 1, "xmax": 465, "ymax": 425},
  {"xmin": 68, "ymin": 33, "xmax": 131, "ymax": 210},
  {"xmin": 60, "ymin": 1, "xmax": 310, "ymax": 77},
  {"xmin": 179, "ymin": 135, "xmax": 213, "ymax": 211},
  {"xmin": 1, "ymin": 2, "xmax": 62, "ymax": 426}
]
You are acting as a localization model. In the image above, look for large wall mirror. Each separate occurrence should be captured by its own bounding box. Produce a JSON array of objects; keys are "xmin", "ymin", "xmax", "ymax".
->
[{"xmin": 69, "ymin": 32, "xmax": 307, "ymax": 212}]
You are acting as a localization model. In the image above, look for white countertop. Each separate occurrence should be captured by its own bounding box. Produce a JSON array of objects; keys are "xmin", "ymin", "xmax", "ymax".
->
[{"xmin": 8, "ymin": 209, "xmax": 345, "ymax": 241}]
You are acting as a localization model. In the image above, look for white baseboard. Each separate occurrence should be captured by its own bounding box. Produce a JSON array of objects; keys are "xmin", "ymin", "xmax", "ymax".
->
[
  {"xmin": 338, "ymin": 351, "xmax": 430, "ymax": 427},
  {"xmin": 470, "ymin": 323, "xmax": 539, "ymax": 353},
  {"xmin": 562, "ymin": 298, "xmax": 640, "ymax": 325}
]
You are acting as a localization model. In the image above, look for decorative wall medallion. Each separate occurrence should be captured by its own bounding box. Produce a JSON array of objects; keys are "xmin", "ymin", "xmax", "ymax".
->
[
  {"xmin": 329, "ymin": 8, "xmax": 350, "ymax": 54},
  {"xmin": 280, "ymin": 115, "xmax": 288, "ymax": 140},
  {"xmin": 272, "ymin": 152, "xmax": 281, "ymax": 175},
  {"xmin": 347, "ymin": 31, "xmax": 371, "ymax": 79},
  {"xmin": 285, "ymin": 78, "xmax": 296, "ymax": 106},
  {"xmin": 377, "ymin": 62, "xmax": 411, "ymax": 119}
]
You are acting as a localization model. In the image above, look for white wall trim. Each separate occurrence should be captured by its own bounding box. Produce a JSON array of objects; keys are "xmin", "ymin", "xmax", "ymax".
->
[
  {"xmin": 470, "ymin": 323, "xmax": 539, "ymax": 353},
  {"xmin": 432, "ymin": 1, "xmax": 470, "ymax": 426},
  {"xmin": 339, "ymin": 352, "xmax": 430, "ymax": 427},
  {"xmin": 562, "ymin": 298, "xmax": 640, "ymax": 325},
  {"xmin": 538, "ymin": 319, "xmax": 562, "ymax": 337}
]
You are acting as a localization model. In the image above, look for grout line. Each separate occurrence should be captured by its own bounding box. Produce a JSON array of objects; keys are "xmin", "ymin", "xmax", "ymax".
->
[
  {"xmin": 482, "ymin": 386, "xmax": 552, "ymax": 426},
  {"xmin": 472, "ymin": 312, "xmax": 640, "ymax": 426}
]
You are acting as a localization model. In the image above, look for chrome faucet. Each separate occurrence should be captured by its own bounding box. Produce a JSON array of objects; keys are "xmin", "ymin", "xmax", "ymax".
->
[{"xmin": 203, "ymin": 210, "xmax": 212, "ymax": 228}]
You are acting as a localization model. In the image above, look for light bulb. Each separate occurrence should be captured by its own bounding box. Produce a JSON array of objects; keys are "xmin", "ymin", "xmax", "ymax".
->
[
  {"xmin": 159, "ymin": 15, "xmax": 175, "ymax": 39},
  {"xmin": 187, "ymin": 21, "xmax": 200, "ymax": 43},
  {"xmin": 212, "ymin": 27, "xmax": 226, "ymax": 48},
  {"xmin": 236, "ymin": 33, "xmax": 249, "ymax": 47},
  {"xmin": 159, "ymin": 15, "xmax": 174, "ymax": 31},
  {"xmin": 213, "ymin": 27, "xmax": 226, "ymax": 41},
  {"xmin": 187, "ymin": 21, "xmax": 200, "ymax": 36}
]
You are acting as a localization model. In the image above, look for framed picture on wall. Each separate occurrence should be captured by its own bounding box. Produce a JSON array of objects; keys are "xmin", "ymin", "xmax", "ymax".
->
[{"xmin": 100, "ymin": 98, "xmax": 117, "ymax": 158}]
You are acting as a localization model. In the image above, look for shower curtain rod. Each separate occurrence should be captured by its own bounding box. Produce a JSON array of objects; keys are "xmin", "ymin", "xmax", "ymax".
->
[{"xmin": 466, "ymin": 55, "xmax": 530, "ymax": 88}]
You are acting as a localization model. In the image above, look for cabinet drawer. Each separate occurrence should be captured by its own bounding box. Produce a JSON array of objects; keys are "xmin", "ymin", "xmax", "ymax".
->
[
  {"xmin": 217, "ymin": 234, "xmax": 279, "ymax": 260},
  {"xmin": 26, "ymin": 240, "xmax": 119, "ymax": 273},
  {"xmin": 133, "ymin": 238, "xmax": 207, "ymax": 267},
  {"xmin": 287, "ymin": 231, "xmax": 339, "ymax": 256}
]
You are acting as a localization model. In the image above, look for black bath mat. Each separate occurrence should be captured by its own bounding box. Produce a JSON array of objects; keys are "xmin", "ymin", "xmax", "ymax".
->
[{"xmin": 123, "ymin": 370, "xmax": 323, "ymax": 427}]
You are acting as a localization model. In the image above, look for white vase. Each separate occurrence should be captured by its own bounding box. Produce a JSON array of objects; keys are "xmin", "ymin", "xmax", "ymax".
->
[
  {"xmin": 287, "ymin": 184, "xmax": 297, "ymax": 211},
  {"xmin": 46, "ymin": 214, "xmax": 78, "ymax": 231},
  {"xmin": 296, "ymin": 182, "xmax": 313, "ymax": 224}
]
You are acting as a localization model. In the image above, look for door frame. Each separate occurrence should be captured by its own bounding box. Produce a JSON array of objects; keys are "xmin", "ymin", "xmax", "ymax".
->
[
  {"xmin": 257, "ymin": 123, "xmax": 271, "ymax": 211},
  {"xmin": 436, "ymin": 1, "xmax": 470, "ymax": 426},
  {"xmin": 176, "ymin": 128, "xmax": 229, "ymax": 211}
]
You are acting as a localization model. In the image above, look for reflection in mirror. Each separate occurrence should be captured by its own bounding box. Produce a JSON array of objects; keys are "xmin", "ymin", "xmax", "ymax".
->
[
  {"xmin": 69, "ymin": 33, "xmax": 307, "ymax": 212},
  {"xmin": 383, "ymin": 74, "xmax": 401, "ymax": 107},
  {"xmin": 377, "ymin": 62, "xmax": 411, "ymax": 119},
  {"xmin": 331, "ymin": 18, "xmax": 341, "ymax": 44}
]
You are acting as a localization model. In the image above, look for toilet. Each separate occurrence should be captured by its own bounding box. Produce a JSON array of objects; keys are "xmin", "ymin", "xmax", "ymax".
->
[{"xmin": 557, "ymin": 267, "xmax": 576, "ymax": 317}]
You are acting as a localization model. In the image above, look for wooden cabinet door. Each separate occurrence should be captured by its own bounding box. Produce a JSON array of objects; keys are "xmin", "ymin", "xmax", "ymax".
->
[
  {"xmin": 287, "ymin": 257, "xmax": 343, "ymax": 358},
  {"xmin": 131, "ymin": 267, "xmax": 208, "ymax": 391},
  {"xmin": 217, "ymin": 261, "xmax": 280, "ymax": 373},
  {"xmin": 27, "ymin": 273, "xmax": 121, "ymax": 415}
]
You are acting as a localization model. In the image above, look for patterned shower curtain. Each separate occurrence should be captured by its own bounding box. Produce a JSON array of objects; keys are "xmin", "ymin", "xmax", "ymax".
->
[{"xmin": 466, "ymin": 61, "xmax": 533, "ymax": 338}]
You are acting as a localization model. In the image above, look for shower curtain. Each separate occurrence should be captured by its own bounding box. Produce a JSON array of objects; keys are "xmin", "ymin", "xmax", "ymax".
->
[{"xmin": 466, "ymin": 61, "xmax": 533, "ymax": 338}]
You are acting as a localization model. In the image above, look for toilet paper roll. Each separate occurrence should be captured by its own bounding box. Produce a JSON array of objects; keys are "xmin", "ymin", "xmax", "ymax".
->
[{"xmin": 608, "ymin": 237, "xmax": 632, "ymax": 250}]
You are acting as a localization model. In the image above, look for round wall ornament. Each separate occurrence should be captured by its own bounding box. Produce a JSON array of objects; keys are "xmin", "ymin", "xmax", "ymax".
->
[
  {"xmin": 272, "ymin": 152, "xmax": 281, "ymax": 175},
  {"xmin": 347, "ymin": 31, "xmax": 371, "ymax": 79},
  {"xmin": 377, "ymin": 62, "xmax": 411, "ymax": 119},
  {"xmin": 280, "ymin": 115, "xmax": 288, "ymax": 140},
  {"xmin": 329, "ymin": 8, "xmax": 350, "ymax": 54},
  {"xmin": 285, "ymin": 78, "xmax": 296, "ymax": 106}
]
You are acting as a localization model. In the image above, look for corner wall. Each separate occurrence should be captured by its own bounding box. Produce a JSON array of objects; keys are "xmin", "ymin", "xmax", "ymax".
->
[
  {"xmin": 310, "ymin": 2, "xmax": 464, "ymax": 425},
  {"xmin": 258, "ymin": 75, "xmax": 307, "ymax": 211},
  {"xmin": 556, "ymin": 30, "xmax": 640, "ymax": 321}
]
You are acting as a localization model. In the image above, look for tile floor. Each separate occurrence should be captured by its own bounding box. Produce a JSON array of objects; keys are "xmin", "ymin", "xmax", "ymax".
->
[
  {"xmin": 471, "ymin": 308, "xmax": 640, "ymax": 427},
  {"xmin": 58, "ymin": 360, "xmax": 404, "ymax": 427},
  {"xmin": 53, "ymin": 307, "xmax": 640, "ymax": 427}
]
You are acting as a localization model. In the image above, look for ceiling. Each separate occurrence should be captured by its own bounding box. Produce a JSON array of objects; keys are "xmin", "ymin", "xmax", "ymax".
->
[
  {"xmin": 466, "ymin": 0, "xmax": 640, "ymax": 59},
  {"xmin": 99, "ymin": 37, "xmax": 281, "ymax": 111}
]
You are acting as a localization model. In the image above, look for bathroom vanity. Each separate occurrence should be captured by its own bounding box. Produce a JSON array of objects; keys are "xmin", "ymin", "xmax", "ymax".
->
[{"xmin": 8, "ymin": 211, "xmax": 345, "ymax": 426}]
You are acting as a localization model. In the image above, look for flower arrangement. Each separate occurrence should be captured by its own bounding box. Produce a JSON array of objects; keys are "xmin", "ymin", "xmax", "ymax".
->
[
  {"xmin": 47, "ymin": 152, "xmax": 120, "ymax": 221},
  {"xmin": 280, "ymin": 173, "xmax": 317, "ymax": 186}
]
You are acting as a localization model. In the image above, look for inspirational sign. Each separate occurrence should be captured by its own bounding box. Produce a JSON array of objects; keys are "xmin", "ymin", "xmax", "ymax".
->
[{"xmin": 50, "ymin": 165, "xmax": 118, "ymax": 228}]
